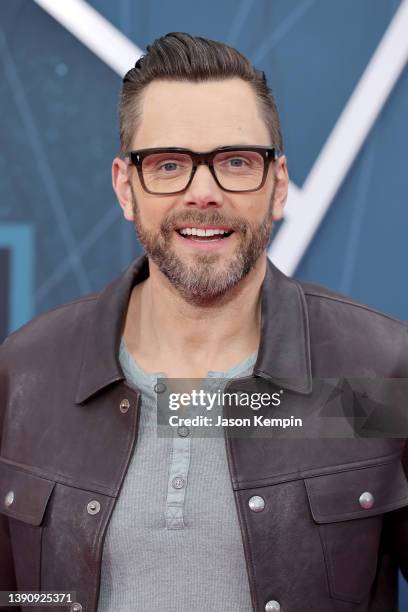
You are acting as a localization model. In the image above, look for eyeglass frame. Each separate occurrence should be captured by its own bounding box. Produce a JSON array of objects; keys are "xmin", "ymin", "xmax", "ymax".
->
[{"xmin": 121, "ymin": 145, "xmax": 282, "ymax": 195}]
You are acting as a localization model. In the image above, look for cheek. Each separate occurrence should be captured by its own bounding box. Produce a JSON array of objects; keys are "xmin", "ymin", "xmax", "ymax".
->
[
  {"xmin": 136, "ymin": 197, "xmax": 176, "ymax": 232},
  {"xmin": 243, "ymin": 195, "xmax": 271, "ymax": 223},
  {"xmin": 131, "ymin": 185, "xmax": 159, "ymax": 223}
]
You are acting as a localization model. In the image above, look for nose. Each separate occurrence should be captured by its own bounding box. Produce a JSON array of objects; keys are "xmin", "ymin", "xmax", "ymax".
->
[{"xmin": 181, "ymin": 162, "xmax": 224, "ymax": 209}]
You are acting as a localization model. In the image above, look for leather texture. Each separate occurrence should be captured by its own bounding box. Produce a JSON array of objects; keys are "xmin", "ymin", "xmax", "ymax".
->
[{"xmin": 0, "ymin": 254, "xmax": 407, "ymax": 612}]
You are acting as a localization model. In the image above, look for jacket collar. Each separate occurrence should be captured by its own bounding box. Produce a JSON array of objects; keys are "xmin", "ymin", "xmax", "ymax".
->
[
  {"xmin": 75, "ymin": 254, "xmax": 312, "ymax": 404},
  {"xmin": 253, "ymin": 258, "xmax": 312, "ymax": 394}
]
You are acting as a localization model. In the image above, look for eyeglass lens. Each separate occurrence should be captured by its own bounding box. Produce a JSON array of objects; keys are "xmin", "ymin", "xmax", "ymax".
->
[{"xmin": 141, "ymin": 150, "xmax": 265, "ymax": 193}]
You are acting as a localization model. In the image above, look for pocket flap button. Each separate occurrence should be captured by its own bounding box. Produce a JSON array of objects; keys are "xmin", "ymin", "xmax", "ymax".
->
[
  {"xmin": 4, "ymin": 491, "xmax": 14, "ymax": 507},
  {"xmin": 359, "ymin": 491, "xmax": 374, "ymax": 509},
  {"xmin": 87, "ymin": 500, "xmax": 101, "ymax": 515}
]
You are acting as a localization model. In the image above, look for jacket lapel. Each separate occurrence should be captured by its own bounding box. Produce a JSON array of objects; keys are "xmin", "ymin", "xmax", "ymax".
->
[{"xmin": 254, "ymin": 259, "xmax": 312, "ymax": 393}]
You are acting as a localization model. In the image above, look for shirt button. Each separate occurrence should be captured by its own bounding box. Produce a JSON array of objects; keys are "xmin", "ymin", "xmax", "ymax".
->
[
  {"xmin": 154, "ymin": 382, "xmax": 166, "ymax": 393},
  {"xmin": 248, "ymin": 495, "xmax": 265, "ymax": 512},
  {"xmin": 359, "ymin": 491, "xmax": 374, "ymax": 509},
  {"xmin": 4, "ymin": 491, "xmax": 14, "ymax": 507},
  {"xmin": 265, "ymin": 601, "xmax": 280, "ymax": 611},
  {"xmin": 70, "ymin": 604, "xmax": 82, "ymax": 612},
  {"xmin": 87, "ymin": 500, "xmax": 101, "ymax": 515},
  {"xmin": 177, "ymin": 426, "xmax": 190, "ymax": 437},
  {"xmin": 172, "ymin": 476, "xmax": 185, "ymax": 489}
]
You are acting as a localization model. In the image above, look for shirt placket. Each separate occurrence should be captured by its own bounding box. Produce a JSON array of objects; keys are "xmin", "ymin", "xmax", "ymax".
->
[{"xmin": 165, "ymin": 434, "xmax": 191, "ymax": 529}]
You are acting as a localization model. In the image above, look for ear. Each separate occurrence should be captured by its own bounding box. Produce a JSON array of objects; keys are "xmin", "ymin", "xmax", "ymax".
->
[
  {"xmin": 271, "ymin": 155, "xmax": 289, "ymax": 221},
  {"xmin": 112, "ymin": 157, "xmax": 135, "ymax": 221}
]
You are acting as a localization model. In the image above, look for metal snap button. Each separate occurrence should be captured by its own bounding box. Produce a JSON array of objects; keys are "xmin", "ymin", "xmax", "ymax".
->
[
  {"xmin": 154, "ymin": 382, "xmax": 166, "ymax": 393},
  {"xmin": 172, "ymin": 476, "xmax": 185, "ymax": 489},
  {"xmin": 119, "ymin": 398, "xmax": 130, "ymax": 413},
  {"xmin": 70, "ymin": 604, "xmax": 82, "ymax": 612},
  {"xmin": 87, "ymin": 500, "xmax": 101, "ymax": 515},
  {"xmin": 265, "ymin": 600, "xmax": 280, "ymax": 611},
  {"xmin": 248, "ymin": 495, "xmax": 265, "ymax": 512},
  {"xmin": 4, "ymin": 491, "xmax": 14, "ymax": 507},
  {"xmin": 359, "ymin": 491, "xmax": 374, "ymax": 509}
]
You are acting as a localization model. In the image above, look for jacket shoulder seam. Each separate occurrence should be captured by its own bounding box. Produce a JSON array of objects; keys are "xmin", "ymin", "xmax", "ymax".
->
[
  {"xmin": 1, "ymin": 295, "xmax": 98, "ymax": 348},
  {"xmin": 304, "ymin": 290, "xmax": 408, "ymax": 328},
  {"xmin": 38, "ymin": 294, "xmax": 98, "ymax": 315}
]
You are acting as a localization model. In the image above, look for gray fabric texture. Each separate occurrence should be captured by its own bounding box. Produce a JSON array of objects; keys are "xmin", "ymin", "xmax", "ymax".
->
[{"xmin": 97, "ymin": 337, "xmax": 257, "ymax": 612}]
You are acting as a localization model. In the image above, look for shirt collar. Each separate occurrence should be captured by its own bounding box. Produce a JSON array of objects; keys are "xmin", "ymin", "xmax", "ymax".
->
[{"xmin": 75, "ymin": 254, "xmax": 311, "ymax": 404}]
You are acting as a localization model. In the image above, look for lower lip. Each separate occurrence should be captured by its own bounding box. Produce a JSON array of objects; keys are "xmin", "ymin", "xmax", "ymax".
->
[{"xmin": 174, "ymin": 230, "xmax": 235, "ymax": 251}]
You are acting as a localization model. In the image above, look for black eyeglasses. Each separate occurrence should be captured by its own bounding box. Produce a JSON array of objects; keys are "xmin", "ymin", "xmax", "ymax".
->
[{"xmin": 122, "ymin": 146, "xmax": 281, "ymax": 195}]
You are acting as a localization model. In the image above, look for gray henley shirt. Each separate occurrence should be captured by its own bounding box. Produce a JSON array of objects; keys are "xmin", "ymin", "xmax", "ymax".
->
[{"xmin": 97, "ymin": 337, "xmax": 257, "ymax": 612}]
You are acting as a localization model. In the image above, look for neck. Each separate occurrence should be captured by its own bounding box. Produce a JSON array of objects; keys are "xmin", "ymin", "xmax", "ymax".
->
[{"xmin": 123, "ymin": 254, "xmax": 267, "ymax": 373}]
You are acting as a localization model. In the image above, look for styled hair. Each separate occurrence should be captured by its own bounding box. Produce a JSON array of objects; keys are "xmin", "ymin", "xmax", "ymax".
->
[{"xmin": 119, "ymin": 32, "xmax": 283, "ymax": 153}]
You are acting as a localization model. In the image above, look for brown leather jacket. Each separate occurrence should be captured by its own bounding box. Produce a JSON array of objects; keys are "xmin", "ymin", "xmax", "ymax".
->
[{"xmin": 1, "ymin": 254, "xmax": 408, "ymax": 612}]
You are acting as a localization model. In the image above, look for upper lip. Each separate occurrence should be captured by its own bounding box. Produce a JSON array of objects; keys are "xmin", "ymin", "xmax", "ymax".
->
[{"xmin": 175, "ymin": 224, "xmax": 234, "ymax": 231}]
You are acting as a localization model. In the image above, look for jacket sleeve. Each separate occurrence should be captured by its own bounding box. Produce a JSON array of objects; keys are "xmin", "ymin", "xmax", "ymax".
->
[{"xmin": 0, "ymin": 341, "xmax": 19, "ymax": 610}]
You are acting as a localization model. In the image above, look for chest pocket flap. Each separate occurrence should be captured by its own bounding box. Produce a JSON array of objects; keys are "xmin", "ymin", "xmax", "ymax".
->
[
  {"xmin": 304, "ymin": 459, "xmax": 408, "ymax": 604},
  {"xmin": 0, "ymin": 458, "xmax": 55, "ymax": 526},
  {"xmin": 304, "ymin": 459, "xmax": 408, "ymax": 523}
]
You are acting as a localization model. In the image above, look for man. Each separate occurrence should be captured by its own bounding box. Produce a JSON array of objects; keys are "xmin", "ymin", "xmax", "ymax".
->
[{"xmin": 1, "ymin": 32, "xmax": 408, "ymax": 612}]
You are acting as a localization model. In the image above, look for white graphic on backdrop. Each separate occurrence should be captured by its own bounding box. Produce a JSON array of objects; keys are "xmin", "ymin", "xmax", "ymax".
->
[{"xmin": 33, "ymin": 0, "xmax": 408, "ymax": 274}]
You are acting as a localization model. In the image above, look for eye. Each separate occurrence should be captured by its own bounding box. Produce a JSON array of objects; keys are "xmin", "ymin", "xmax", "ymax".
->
[
  {"xmin": 215, "ymin": 154, "xmax": 254, "ymax": 169},
  {"xmin": 227, "ymin": 157, "xmax": 247, "ymax": 167},
  {"xmin": 159, "ymin": 162, "xmax": 179, "ymax": 172}
]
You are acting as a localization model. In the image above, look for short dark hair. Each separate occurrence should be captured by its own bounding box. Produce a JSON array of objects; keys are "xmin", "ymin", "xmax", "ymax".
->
[{"xmin": 119, "ymin": 32, "xmax": 283, "ymax": 154}]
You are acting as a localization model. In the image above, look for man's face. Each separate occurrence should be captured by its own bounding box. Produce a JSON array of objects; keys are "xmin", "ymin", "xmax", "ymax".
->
[{"xmin": 113, "ymin": 78, "xmax": 288, "ymax": 304}]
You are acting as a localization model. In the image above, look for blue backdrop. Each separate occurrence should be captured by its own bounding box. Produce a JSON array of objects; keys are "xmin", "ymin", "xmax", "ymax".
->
[{"xmin": 1, "ymin": 0, "xmax": 407, "ymax": 606}]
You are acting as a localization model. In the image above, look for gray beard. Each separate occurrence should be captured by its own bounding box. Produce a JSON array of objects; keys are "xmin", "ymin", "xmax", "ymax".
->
[{"xmin": 130, "ymin": 186, "xmax": 275, "ymax": 305}]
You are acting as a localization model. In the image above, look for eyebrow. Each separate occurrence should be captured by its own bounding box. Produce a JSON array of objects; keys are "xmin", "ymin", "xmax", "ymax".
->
[{"xmin": 131, "ymin": 143, "xmax": 270, "ymax": 150}]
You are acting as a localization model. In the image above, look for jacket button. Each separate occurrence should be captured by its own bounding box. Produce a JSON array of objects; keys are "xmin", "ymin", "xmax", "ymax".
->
[
  {"xmin": 359, "ymin": 491, "xmax": 374, "ymax": 509},
  {"xmin": 87, "ymin": 500, "xmax": 101, "ymax": 515},
  {"xmin": 248, "ymin": 495, "xmax": 265, "ymax": 512},
  {"xmin": 4, "ymin": 491, "xmax": 14, "ymax": 507},
  {"xmin": 265, "ymin": 599, "xmax": 280, "ymax": 612},
  {"xmin": 265, "ymin": 601, "xmax": 280, "ymax": 611},
  {"xmin": 70, "ymin": 604, "xmax": 82, "ymax": 612},
  {"xmin": 119, "ymin": 399, "xmax": 130, "ymax": 413}
]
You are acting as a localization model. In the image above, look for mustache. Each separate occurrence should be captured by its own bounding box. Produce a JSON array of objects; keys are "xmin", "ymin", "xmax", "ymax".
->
[{"xmin": 161, "ymin": 211, "xmax": 249, "ymax": 235}]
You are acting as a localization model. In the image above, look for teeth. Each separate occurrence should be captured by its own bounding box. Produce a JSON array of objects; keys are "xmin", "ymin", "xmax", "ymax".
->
[{"xmin": 179, "ymin": 227, "xmax": 230, "ymax": 236}]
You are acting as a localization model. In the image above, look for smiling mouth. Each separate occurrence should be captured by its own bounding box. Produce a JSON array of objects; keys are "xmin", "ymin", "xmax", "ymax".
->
[{"xmin": 175, "ymin": 227, "xmax": 234, "ymax": 241}]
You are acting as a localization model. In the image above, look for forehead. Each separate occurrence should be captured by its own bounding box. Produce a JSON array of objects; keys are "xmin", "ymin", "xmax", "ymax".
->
[{"xmin": 132, "ymin": 78, "xmax": 271, "ymax": 149}]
